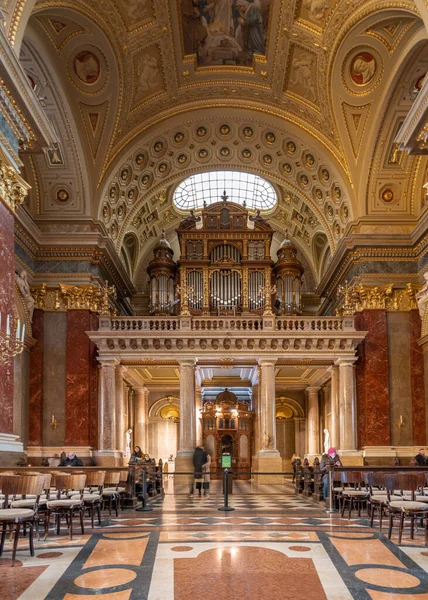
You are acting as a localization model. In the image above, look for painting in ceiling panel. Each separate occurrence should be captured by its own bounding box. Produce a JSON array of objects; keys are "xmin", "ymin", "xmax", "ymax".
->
[
  {"xmin": 113, "ymin": 0, "xmax": 155, "ymax": 32},
  {"xmin": 180, "ymin": 0, "xmax": 272, "ymax": 67}
]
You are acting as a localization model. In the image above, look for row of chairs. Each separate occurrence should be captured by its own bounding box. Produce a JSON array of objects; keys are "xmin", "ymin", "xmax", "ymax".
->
[
  {"xmin": 0, "ymin": 469, "xmax": 128, "ymax": 566},
  {"xmin": 333, "ymin": 471, "xmax": 428, "ymax": 545}
]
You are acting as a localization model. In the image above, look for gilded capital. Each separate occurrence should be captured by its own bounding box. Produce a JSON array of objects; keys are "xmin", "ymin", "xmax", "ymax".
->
[{"xmin": 0, "ymin": 155, "xmax": 29, "ymax": 213}]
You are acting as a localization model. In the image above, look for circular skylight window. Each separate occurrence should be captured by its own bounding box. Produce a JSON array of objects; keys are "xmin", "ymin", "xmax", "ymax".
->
[{"xmin": 173, "ymin": 171, "xmax": 277, "ymax": 212}]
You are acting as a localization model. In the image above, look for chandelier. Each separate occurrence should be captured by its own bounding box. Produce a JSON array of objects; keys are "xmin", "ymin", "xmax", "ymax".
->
[{"xmin": 0, "ymin": 314, "xmax": 25, "ymax": 365}]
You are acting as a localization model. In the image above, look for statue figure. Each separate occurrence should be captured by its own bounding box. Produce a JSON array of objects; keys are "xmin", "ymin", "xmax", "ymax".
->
[
  {"xmin": 323, "ymin": 428, "xmax": 330, "ymax": 455},
  {"xmin": 262, "ymin": 431, "xmax": 272, "ymax": 450},
  {"xmin": 125, "ymin": 429, "xmax": 132, "ymax": 459},
  {"xmin": 416, "ymin": 272, "xmax": 428, "ymax": 320},
  {"xmin": 15, "ymin": 270, "xmax": 35, "ymax": 321}
]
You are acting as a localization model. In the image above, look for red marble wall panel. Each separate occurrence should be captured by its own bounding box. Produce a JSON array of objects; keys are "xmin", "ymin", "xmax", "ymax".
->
[
  {"xmin": 65, "ymin": 311, "xmax": 91, "ymax": 446},
  {"xmin": 355, "ymin": 310, "xmax": 391, "ymax": 446},
  {"xmin": 89, "ymin": 313, "xmax": 99, "ymax": 449},
  {"xmin": 28, "ymin": 309, "xmax": 44, "ymax": 445},
  {"xmin": 65, "ymin": 311, "xmax": 99, "ymax": 447},
  {"xmin": 0, "ymin": 202, "xmax": 15, "ymax": 433},
  {"xmin": 355, "ymin": 312, "xmax": 366, "ymax": 449},
  {"xmin": 409, "ymin": 309, "xmax": 426, "ymax": 445}
]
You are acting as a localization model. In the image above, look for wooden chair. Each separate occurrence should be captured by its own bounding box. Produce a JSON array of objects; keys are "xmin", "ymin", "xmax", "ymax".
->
[
  {"xmin": 340, "ymin": 471, "xmax": 369, "ymax": 519},
  {"xmin": 0, "ymin": 475, "xmax": 45, "ymax": 566},
  {"xmin": 44, "ymin": 474, "xmax": 86, "ymax": 540},
  {"xmin": 365, "ymin": 472, "xmax": 389, "ymax": 530},
  {"xmin": 69, "ymin": 471, "xmax": 105, "ymax": 527},
  {"xmin": 102, "ymin": 472, "xmax": 121, "ymax": 517},
  {"xmin": 385, "ymin": 473, "xmax": 428, "ymax": 545},
  {"xmin": 118, "ymin": 471, "xmax": 129, "ymax": 510}
]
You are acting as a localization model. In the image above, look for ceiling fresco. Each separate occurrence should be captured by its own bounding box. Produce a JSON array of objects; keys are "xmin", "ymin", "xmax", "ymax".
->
[{"xmin": 0, "ymin": 0, "xmax": 426, "ymax": 291}]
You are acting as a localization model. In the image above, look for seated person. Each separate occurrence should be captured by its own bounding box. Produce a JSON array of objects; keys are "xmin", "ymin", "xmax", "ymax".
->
[
  {"xmin": 59, "ymin": 451, "xmax": 83, "ymax": 467},
  {"xmin": 129, "ymin": 445, "xmax": 143, "ymax": 464},
  {"xmin": 320, "ymin": 447, "xmax": 342, "ymax": 500},
  {"xmin": 415, "ymin": 448, "xmax": 428, "ymax": 466}
]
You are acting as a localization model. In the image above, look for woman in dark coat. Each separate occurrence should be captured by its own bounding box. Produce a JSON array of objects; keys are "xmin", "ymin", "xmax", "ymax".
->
[{"xmin": 193, "ymin": 446, "xmax": 208, "ymax": 496}]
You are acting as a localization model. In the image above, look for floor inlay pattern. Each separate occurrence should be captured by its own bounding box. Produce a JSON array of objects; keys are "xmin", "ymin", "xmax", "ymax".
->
[{"xmin": 0, "ymin": 490, "xmax": 427, "ymax": 599}]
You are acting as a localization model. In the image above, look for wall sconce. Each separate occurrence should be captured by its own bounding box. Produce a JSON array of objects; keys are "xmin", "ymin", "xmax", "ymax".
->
[
  {"xmin": 50, "ymin": 414, "xmax": 58, "ymax": 430},
  {"xmin": 396, "ymin": 415, "xmax": 404, "ymax": 429}
]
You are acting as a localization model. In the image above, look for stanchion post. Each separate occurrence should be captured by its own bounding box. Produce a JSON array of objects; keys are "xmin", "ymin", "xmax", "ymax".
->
[
  {"xmin": 325, "ymin": 467, "xmax": 337, "ymax": 514},
  {"xmin": 136, "ymin": 468, "xmax": 153, "ymax": 512},
  {"xmin": 218, "ymin": 468, "xmax": 234, "ymax": 512}
]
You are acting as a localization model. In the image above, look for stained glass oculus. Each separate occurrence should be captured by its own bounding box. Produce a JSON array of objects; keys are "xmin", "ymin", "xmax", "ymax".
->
[{"xmin": 173, "ymin": 171, "xmax": 277, "ymax": 212}]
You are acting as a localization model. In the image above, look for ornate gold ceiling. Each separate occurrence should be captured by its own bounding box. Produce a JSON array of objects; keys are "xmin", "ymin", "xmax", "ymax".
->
[{"xmin": 2, "ymin": 0, "xmax": 428, "ymax": 287}]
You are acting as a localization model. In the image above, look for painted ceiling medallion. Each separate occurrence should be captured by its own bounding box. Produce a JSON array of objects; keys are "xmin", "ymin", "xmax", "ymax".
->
[
  {"xmin": 381, "ymin": 188, "xmax": 394, "ymax": 203},
  {"xmin": 74, "ymin": 50, "xmax": 100, "ymax": 84},
  {"xmin": 56, "ymin": 188, "xmax": 70, "ymax": 203},
  {"xmin": 350, "ymin": 52, "xmax": 377, "ymax": 86}
]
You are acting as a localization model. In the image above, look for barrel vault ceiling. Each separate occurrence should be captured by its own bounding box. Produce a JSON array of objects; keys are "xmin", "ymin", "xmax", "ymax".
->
[{"xmin": 3, "ymin": 0, "xmax": 428, "ymax": 290}]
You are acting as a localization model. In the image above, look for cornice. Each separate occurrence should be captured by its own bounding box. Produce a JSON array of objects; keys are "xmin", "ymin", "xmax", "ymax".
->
[
  {"xmin": 0, "ymin": 25, "xmax": 56, "ymax": 152},
  {"xmin": 14, "ymin": 209, "xmax": 135, "ymax": 296},
  {"xmin": 318, "ymin": 214, "xmax": 428, "ymax": 299}
]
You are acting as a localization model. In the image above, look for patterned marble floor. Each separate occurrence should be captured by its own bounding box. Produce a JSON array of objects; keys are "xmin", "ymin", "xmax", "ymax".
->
[{"xmin": 1, "ymin": 483, "xmax": 428, "ymax": 599}]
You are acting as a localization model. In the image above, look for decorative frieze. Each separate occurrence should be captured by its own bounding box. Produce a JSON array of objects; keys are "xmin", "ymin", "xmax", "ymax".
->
[
  {"xmin": 337, "ymin": 282, "xmax": 419, "ymax": 315},
  {"xmin": 31, "ymin": 281, "xmax": 116, "ymax": 315}
]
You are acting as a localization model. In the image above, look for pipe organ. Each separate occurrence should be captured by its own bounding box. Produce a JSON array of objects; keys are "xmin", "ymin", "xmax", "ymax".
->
[{"xmin": 147, "ymin": 199, "xmax": 304, "ymax": 316}]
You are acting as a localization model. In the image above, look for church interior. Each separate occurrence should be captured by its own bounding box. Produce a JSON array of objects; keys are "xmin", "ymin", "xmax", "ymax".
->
[{"xmin": 1, "ymin": 0, "xmax": 428, "ymax": 598}]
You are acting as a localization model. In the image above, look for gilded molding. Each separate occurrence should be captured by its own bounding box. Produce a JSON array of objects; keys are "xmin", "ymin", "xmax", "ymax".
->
[
  {"xmin": 0, "ymin": 153, "xmax": 29, "ymax": 213},
  {"xmin": 31, "ymin": 281, "xmax": 116, "ymax": 314},
  {"xmin": 337, "ymin": 282, "xmax": 419, "ymax": 314}
]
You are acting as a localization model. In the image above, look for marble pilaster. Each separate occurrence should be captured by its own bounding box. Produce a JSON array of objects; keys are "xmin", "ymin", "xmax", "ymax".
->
[
  {"xmin": 355, "ymin": 310, "xmax": 390, "ymax": 447},
  {"xmin": 29, "ymin": 309, "xmax": 44, "ymax": 446},
  {"xmin": 65, "ymin": 310, "xmax": 93, "ymax": 446},
  {"xmin": 0, "ymin": 201, "xmax": 15, "ymax": 435},
  {"xmin": 410, "ymin": 310, "xmax": 426, "ymax": 445},
  {"xmin": 306, "ymin": 386, "xmax": 320, "ymax": 457},
  {"xmin": 338, "ymin": 358, "xmax": 358, "ymax": 452},
  {"xmin": 329, "ymin": 365, "xmax": 340, "ymax": 449}
]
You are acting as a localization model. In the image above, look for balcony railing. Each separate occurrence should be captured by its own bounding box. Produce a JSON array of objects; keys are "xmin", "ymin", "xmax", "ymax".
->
[{"xmin": 106, "ymin": 315, "xmax": 352, "ymax": 333}]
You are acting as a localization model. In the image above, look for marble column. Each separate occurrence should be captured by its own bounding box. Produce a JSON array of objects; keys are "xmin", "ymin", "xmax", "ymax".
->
[
  {"xmin": 338, "ymin": 358, "xmax": 358, "ymax": 452},
  {"xmin": 306, "ymin": 386, "xmax": 320, "ymax": 456},
  {"xmin": 252, "ymin": 382, "xmax": 260, "ymax": 458},
  {"xmin": 95, "ymin": 358, "xmax": 117, "ymax": 464},
  {"xmin": 134, "ymin": 387, "xmax": 148, "ymax": 451},
  {"xmin": 178, "ymin": 359, "xmax": 196, "ymax": 453},
  {"xmin": 175, "ymin": 359, "xmax": 196, "ymax": 485},
  {"xmin": 115, "ymin": 366, "xmax": 126, "ymax": 453},
  {"xmin": 254, "ymin": 358, "xmax": 282, "ymax": 483},
  {"xmin": 195, "ymin": 386, "xmax": 203, "ymax": 447},
  {"xmin": 329, "ymin": 365, "xmax": 340, "ymax": 449}
]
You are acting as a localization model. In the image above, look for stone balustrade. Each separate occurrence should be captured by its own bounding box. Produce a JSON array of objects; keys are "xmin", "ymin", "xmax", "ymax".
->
[
  {"xmin": 92, "ymin": 314, "xmax": 365, "ymax": 361},
  {"xmin": 105, "ymin": 315, "xmax": 351, "ymax": 333}
]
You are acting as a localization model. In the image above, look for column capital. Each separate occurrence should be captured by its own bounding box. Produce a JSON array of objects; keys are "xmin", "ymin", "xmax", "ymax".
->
[
  {"xmin": 98, "ymin": 358, "xmax": 119, "ymax": 368},
  {"xmin": 327, "ymin": 364, "xmax": 339, "ymax": 373},
  {"xmin": 258, "ymin": 357, "xmax": 278, "ymax": 367},
  {"xmin": 335, "ymin": 357, "xmax": 358, "ymax": 367},
  {"xmin": 306, "ymin": 386, "xmax": 321, "ymax": 393},
  {"xmin": 177, "ymin": 358, "xmax": 196, "ymax": 367}
]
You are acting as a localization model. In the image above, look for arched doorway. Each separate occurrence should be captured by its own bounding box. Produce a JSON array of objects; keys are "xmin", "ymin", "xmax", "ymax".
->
[
  {"xmin": 148, "ymin": 396, "xmax": 180, "ymax": 462},
  {"xmin": 275, "ymin": 397, "xmax": 305, "ymax": 472}
]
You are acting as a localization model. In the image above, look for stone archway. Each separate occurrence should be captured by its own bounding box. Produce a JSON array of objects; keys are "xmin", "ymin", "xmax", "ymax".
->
[
  {"xmin": 275, "ymin": 396, "xmax": 305, "ymax": 471},
  {"xmin": 148, "ymin": 395, "xmax": 180, "ymax": 462}
]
